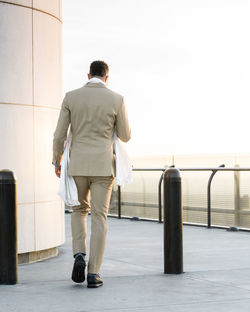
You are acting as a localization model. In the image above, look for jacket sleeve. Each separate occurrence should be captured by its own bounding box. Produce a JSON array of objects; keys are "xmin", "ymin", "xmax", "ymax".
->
[
  {"xmin": 52, "ymin": 94, "xmax": 71, "ymax": 165},
  {"xmin": 115, "ymin": 97, "xmax": 131, "ymax": 142}
]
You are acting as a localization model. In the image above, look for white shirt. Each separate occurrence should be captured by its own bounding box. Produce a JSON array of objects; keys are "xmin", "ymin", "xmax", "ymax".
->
[{"xmin": 88, "ymin": 77, "xmax": 106, "ymax": 86}]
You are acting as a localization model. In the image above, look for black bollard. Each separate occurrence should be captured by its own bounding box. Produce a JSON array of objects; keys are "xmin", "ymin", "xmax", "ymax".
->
[
  {"xmin": 0, "ymin": 170, "xmax": 18, "ymax": 284},
  {"xmin": 163, "ymin": 168, "xmax": 183, "ymax": 274}
]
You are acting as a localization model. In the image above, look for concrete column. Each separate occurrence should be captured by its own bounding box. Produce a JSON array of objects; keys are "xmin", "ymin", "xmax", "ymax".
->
[{"xmin": 0, "ymin": 0, "xmax": 64, "ymax": 262}]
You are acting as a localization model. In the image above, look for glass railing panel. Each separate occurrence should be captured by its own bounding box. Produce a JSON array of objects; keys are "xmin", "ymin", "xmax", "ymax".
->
[
  {"xmin": 238, "ymin": 171, "xmax": 250, "ymax": 229},
  {"xmin": 182, "ymin": 171, "xmax": 210, "ymax": 225},
  {"xmin": 110, "ymin": 171, "xmax": 162, "ymax": 220},
  {"xmin": 210, "ymin": 171, "xmax": 234, "ymax": 227}
]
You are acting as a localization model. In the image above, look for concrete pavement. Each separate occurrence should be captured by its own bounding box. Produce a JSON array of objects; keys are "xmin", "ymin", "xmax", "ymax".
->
[{"xmin": 1, "ymin": 214, "xmax": 250, "ymax": 311}]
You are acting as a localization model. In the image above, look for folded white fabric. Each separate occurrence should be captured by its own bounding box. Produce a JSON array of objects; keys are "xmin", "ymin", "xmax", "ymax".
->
[
  {"xmin": 58, "ymin": 127, "xmax": 80, "ymax": 206},
  {"xmin": 113, "ymin": 132, "xmax": 133, "ymax": 186}
]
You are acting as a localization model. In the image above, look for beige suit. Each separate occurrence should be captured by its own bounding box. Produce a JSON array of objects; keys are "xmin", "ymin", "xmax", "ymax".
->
[
  {"xmin": 53, "ymin": 82, "xmax": 131, "ymax": 175},
  {"xmin": 52, "ymin": 82, "xmax": 131, "ymax": 274}
]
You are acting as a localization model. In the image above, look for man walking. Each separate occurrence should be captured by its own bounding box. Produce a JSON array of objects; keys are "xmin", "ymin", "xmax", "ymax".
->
[{"xmin": 52, "ymin": 61, "xmax": 131, "ymax": 288}]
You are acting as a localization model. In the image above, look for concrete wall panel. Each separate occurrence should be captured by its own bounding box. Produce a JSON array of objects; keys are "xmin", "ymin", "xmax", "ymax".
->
[
  {"xmin": 34, "ymin": 106, "xmax": 60, "ymax": 202},
  {"xmin": 0, "ymin": 3, "xmax": 32, "ymax": 104},
  {"xmin": 0, "ymin": 104, "xmax": 34, "ymax": 204},
  {"xmin": 33, "ymin": 10, "xmax": 62, "ymax": 109},
  {"xmin": 33, "ymin": 0, "xmax": 61, "ymax": 20},
  {"xmin": 0, "ymin": 1, "xmax": 32, "ymax": 6},
  {"xmin": 17, "ymin": 203, "xmax": 35, "ymax": 253},
  {"xmin": 35, "ymin": 200, "xmax": 65, "ymax": 251}
]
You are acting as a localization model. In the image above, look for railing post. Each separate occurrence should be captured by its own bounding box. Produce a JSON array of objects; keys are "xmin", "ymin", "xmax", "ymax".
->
[
  {"xmin": 163, "ymin": 168, "xmax": 183, "ymax": 274},
  {"xmin": 207, "ymin": 170, "xmax": 216, "ymax": 229},
  {"xmin": 118, "ymin": 185, "xmax": 121, "ymax": 219},
  {"xmin": 0, "ymin": 170, "xmax": 18, "ymax": 284},
  {"xmin": 234, "ymin": 165, "xmax": 240, "ymax": 227}
]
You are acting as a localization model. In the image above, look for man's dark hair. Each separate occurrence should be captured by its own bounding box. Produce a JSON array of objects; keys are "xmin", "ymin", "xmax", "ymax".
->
[{"xmin": 89, "ymin": 60, "xmax": 109, "ymax": 77}]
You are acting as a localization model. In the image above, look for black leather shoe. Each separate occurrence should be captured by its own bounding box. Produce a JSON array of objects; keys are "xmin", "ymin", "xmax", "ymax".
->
[
  {"xmin": 71, "ymin": 254, "xmax": 86, "ymax": 283},
  {"xmin": 87, "ymin": 273, "xmax": 103, "ymax": 288}
]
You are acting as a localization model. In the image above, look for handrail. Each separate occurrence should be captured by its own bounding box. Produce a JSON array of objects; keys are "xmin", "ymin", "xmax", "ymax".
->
[
  {"xmin": 132, "ymin": 167, "xmax": 250, "ymax": 171},
  {"xmin": 117, "ymin": 166, "xmax": 250, "ymax": 228}
]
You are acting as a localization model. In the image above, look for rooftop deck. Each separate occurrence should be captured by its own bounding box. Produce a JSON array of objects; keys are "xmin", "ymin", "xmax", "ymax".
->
[{"xmin": 1, "ymin": 214, "xmax": 250, "ymax": 311}]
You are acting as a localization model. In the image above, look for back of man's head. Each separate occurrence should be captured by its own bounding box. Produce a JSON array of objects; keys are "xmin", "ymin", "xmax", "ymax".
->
[{"xmin": 89, "ymin": 60, "xmax": 109, "ymax": 77}]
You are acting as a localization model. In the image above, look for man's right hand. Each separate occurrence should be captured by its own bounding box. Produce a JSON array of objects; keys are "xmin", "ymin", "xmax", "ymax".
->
[{"xmin": 55, "ymin": 165, "xmax": 61, "ymax": 178}]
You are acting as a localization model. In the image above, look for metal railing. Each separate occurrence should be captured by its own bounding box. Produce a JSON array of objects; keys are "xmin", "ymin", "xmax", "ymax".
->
[{"xmin": 116, "ymin": 166, "xmax": 250, "ymax": 230}]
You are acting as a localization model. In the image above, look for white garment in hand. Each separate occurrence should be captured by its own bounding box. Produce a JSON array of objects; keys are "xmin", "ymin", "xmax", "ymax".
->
[
  {"xmin": 58, "ymin": 128, "xmax": 80, "ymax": 206},
  {"xmin": 113, "ymin": 132, "xmax": 133, "ymax": 186}
]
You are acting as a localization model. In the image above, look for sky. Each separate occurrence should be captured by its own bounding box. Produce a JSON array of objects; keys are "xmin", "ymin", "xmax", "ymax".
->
[{"xmin": 62, "ymin": 0, "xmax": 250, "ymax": 156}]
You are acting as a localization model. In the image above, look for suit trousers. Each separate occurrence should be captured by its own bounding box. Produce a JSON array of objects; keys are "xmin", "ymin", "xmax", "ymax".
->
[{"xmin": 71, "ymin": 176, "xmax": 114, "ymax": 274}]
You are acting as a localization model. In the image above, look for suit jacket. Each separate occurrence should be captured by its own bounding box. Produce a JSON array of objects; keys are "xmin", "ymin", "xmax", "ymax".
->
[{"xmin": 52, "ymin": 82, "xmax": 131, "ymax": 176}]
